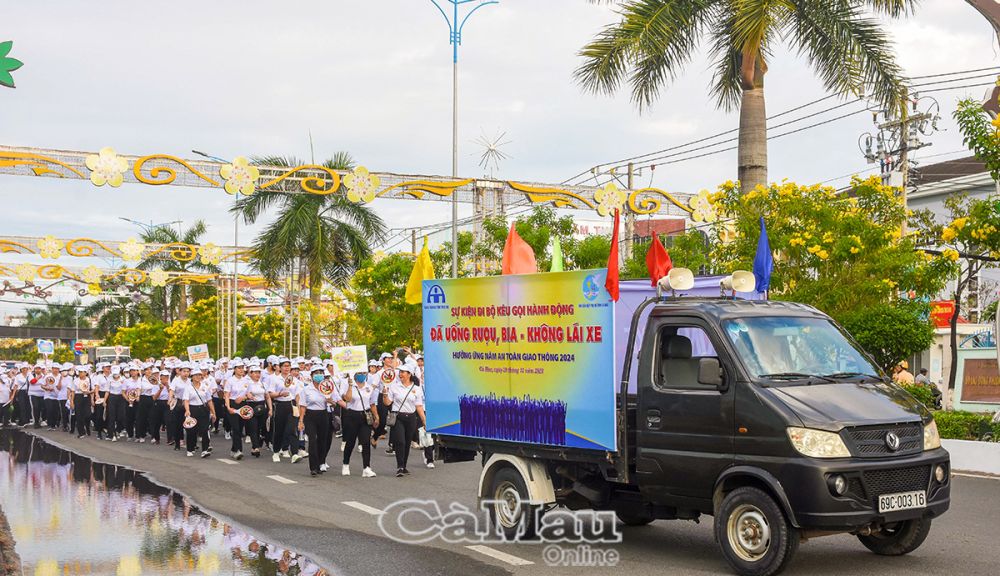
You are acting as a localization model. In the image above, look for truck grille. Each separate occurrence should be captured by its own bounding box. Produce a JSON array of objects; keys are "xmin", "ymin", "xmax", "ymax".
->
[
  {"xmin": 860, "ymin": 465, "xmax": 931, "ymax": 499},
  {"xmin": 845, "ymin": 423, "xmax": 922, "ymax": 458}
]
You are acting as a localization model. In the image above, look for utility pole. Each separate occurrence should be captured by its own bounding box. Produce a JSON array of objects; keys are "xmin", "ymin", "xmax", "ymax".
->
[
  {"xmin": 427, "ymin": 0, "xmax": 499, "ymax": 278},
  {"xmin": 624, "ymin": 162, "xmax": 635, "ymax": 262},
  {"xmin": 412, "ymin": 230, "xmax": 417, "ymax": 255},
  {"xmin": 899, "ymin": 87, "xmax": 910, "ymax": 235}
]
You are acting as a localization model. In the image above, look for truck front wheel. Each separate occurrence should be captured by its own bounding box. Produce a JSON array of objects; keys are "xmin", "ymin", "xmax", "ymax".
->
[
  {"xmin": 715, "ymin": 487, "xmax": 799, "ymax": 576},
  {"xmin": 488, "ymin": 467, "xmax": 539, "ymax": 540},
  {"xmin": 857, "ymin": 518, "xmax": 932, "ymax": 556}
]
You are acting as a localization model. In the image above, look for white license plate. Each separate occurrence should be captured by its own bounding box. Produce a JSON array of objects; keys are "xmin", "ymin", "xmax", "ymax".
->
[{"xmin": 878, "ymin": 490, "xmax": 926, "ymax": 513}]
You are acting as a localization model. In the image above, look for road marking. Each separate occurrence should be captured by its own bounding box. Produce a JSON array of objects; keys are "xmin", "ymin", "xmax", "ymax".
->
[
  {"xmin": 217, "ymin": 459, "xmax": 239, "ymax": 465},
  {"xmin": 466, "ymin": 545, "xmax": 534, "ymax": 566},
  {"xmin": 342, "ymin": 501, "xmax": 383, "ymax": 515},
  {"xmin": 267, "ymin": 474, "xmax": 297, "ymax": 485},
  {"xmin": 953, "ymin": 471, "xmax": 1000, "ymax": 481}
]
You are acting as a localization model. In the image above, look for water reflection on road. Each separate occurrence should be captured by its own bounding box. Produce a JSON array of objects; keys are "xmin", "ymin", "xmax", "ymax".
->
[{"xmin": 0, "ymin": 429, "xmax": 331, "ymax": 575}]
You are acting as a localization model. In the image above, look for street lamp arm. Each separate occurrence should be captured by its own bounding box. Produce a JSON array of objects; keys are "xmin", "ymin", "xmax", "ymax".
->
[
  {"xmin": 458, "ymin": 1, "xmax": 498, "ymax": 35},
  {"xmin": 428, "ymin": 0, "xmax": 454, "ymax": 33}
]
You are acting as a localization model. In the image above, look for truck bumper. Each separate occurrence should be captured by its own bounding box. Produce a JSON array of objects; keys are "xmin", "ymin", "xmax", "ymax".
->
[{"xmin": 773, "ymin": 448, "xmax": 951, "ymax": 530}]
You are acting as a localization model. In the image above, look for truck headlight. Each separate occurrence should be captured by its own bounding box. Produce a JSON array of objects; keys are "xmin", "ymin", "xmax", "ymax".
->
[
  {"xmin": 787, "ymin": 427, "xmax": 851, "ymax": 458},
  {"xmin": 924, "ymin": 420, "xmax": 941, "ymax": 450}
]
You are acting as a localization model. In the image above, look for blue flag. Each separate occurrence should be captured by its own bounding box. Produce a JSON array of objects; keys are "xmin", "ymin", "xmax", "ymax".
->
[{"xmin": 753, "ymin": 216, "xmax": 773, "ymax": 294}]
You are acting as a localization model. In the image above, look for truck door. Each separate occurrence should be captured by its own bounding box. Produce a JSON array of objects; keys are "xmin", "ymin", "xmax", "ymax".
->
[{"xmin": 636, "ymin": 317, "xmax": 735, "ymax": 504}]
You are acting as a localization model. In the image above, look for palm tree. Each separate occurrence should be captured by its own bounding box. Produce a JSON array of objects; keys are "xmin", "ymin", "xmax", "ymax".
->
[
  {"xmin": 232, "ymin": 153, "xmax": 387, "ymax": 356},
  {"xmin": 576, "ymin": 0, "xmax": 914, "ymax": 192},
  {"xmin": 137, "ymin": 220, "xmax": 221, "ymax": 321},
  {"xmin": 23, "ymin": 300, "xmax": 90, "ymax": 328},
  {"xmin": 81, "ymin": 294, "xmax": 146, "ymax": 338}
]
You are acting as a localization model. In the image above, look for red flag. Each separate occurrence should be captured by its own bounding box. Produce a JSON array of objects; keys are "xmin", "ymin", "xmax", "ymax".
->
[
  {"xmin": 605, "ymin": 209, "xmax": 620, "ymax": 301},
  {"xmin": 645, "ymin": 233, "xmax": 673, "ymax": 286},
  {"xmin": 501, "ymin": 222, "xmax": 537, "ymax": 275}
]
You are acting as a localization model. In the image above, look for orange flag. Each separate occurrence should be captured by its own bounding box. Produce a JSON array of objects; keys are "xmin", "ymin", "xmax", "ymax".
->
[
  {"xmin": 605, "ymin": 209, "xmax": 620, "ymax": 301},
  {"xmin": 501, "ymin": 223, "xmax": 537, "ymax": 275}
]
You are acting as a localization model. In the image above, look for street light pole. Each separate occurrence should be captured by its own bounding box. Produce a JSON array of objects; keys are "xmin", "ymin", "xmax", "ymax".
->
[{"xmin": 428, "ymin": 0, "xmax": 498, "ymax": 278}]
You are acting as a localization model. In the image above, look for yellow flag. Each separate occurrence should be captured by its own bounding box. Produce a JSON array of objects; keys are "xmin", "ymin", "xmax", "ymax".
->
[{"xmin": 405, "ymin": 237, "xmax": 436, "ymax": 304}]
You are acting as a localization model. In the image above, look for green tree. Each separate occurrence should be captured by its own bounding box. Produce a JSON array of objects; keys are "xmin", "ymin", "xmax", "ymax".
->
[
  {"xmin": 431, "ymin": 231, "xmax": 475, "ymax": 277},
  {"xmin": 82, "ymin": 295, "xmax": 148, "ymax": 339},
  {"xmin": 344, "ymin": 254, "xmax": 423, "ymax": 354},
  {"xmin": 714, "ymin": 177, "xmax": 951, "ymax": 319},
  {"xmin": 112, "ymin": 320, "xmax": 169, "ymax": 359},
  {"xmin": 137, "ymin": 220, "xmax": 220, "ymax": 321},
  {"xmin": 233, "ymin": 153, "xmax": 387, "ymax": 357},
  {"xmin": 839, "ymin": 301, "xmax": 935, "ymax": 372},
  {"xmin": 575, "ymin": 0, "xmax": 913, "ymax": 192},
  {"xmin": 476, "ymin": 207, "xmax": 578, "ymax": 273},
  {"xmin": 163, "ymin": 297, "xmax": 219, "ymax": 357},
  {"xmin": 23, "ymin": 300, "xmax": 89, "ymax": 328},
  {"xmin": 622, "ymin": 231, "xmax": 711, "ymax": 279},
  {"xmin": 239, "ymin": 310, "xmax": 286, "ymax": 358},
  {"xmin": 955, "ymin": 97, "xmax": 1000, "ymax": 181}
]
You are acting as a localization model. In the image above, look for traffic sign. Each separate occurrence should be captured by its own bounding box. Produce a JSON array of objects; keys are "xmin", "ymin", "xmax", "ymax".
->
[
  {"xmin": 36, "ymin": 339, "xmax": 54, "ymax": 356},
  {"xmin": 74, "ymin": 341, "xmax": 84, "ymax": 353}
]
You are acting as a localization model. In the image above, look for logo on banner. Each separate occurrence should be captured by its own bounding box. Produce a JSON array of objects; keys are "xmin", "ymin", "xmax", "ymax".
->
[
  {"xmin": 427, "ymin": 284, "xmax": 446, "ymax": 304},
  {"xmin": 582, "ymin": 275, "xmax": 600, "ymax": 302}
]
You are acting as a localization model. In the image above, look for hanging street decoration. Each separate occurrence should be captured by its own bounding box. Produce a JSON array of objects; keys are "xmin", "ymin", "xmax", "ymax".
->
[
  {"xmin": 0, "ymin": 145, "xmax": 709, "ymax": 220},
  {"xmin": 0, "ymin": 235, "xmax": 252, "ymax": 263},
  {"xmin": 0, "ymin": 41, "xmax": 22, "ymax": 89}
]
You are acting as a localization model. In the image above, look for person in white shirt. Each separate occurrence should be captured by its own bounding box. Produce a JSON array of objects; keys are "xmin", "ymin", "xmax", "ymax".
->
[
  {"xmin": 268, "ymin": 358, "xmax": 299, "ymax": 461},
  {"xmin": 58, "ymin": 364, "xmax": 72, "ymax": 432},
  {"xmin": 92, "ymin": 363, "xmax": 112, "ymax": 439},
  {"xmin": 68, "ymin": 366, "xmax": 93, "ymax": 438},
  {"xmin": 298, "ymin": 366, "xmax": 338, "ymax": 477},
  {"xmin": 42, "ymin": 365, "xmax": 60, "ymax": 430},
  {"xmin": 335, "ymin": 370, "xmax": 378, "ymax": 477},
  {"xmin": 371, "ymin": 353, "xmax": 398, "ymax": 450},
  {"xmin": 0, "ymin": 370, "xmax": 12, "ymax": 427},
  {"xmin": 383, "ymin": 362, "xmax": 426, "ymax": 477},
  {"xmin": 168, "ymin": 364, "xmax": 192, "ymax": 450},
  {"xmin": 148, "ymin": 370, "xmax": 171, "ymax": 444},
  {"xmin": 105, "ymin": 366, "xmax": 127, "ymax": 441},
  {"xmin": 123, "ymin": 365, "xmax": 142, "ymax": 440},
  {"xmin": 135, "ymin": 365, "xmax": 156, "ymax": 442},
  {"xmin": 223, "ymin": 361, "xmax": 251, "ymax": 459},
  {"xmin": 182, "ymin": 370, "xmax": 216, "ymax": 458},
  {"xmin": 28, "ymin": 363, "xmax": 46, "ymax": 428},
  {"xmin": 13, "ymin": 364, "xmax": 31, "ymax": 426}
]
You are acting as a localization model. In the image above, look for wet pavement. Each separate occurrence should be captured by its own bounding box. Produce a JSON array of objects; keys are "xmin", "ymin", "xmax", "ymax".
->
[{"xmin": 0, "ymin": 429, "xmax": 332, "ymax": 575}]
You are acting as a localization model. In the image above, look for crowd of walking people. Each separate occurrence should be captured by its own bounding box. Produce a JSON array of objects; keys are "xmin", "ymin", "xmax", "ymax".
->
[{"xmin": 0, "ymin": 349, "xmax": 434, "ymax": 478}]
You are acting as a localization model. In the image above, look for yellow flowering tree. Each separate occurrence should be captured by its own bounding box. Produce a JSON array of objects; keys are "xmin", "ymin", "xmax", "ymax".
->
[
  {"xmin": 914, "ymin": 192, "xmax": 1000, "ymax": 393},
  {"xmin": 714, "ymin": 177, "xmax": 952, "ymax": 319}
]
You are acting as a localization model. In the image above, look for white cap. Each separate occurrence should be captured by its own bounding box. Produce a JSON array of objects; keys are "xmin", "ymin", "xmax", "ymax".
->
[
  {"xmin": 368, "ymin": 360, "xmax": 379, "ymax": 367},
  {"xmin": 248, "ymin": 364, "xmax": 262, "ymax": 372},
  {"xmin": 398, "ymin": 362, "xmax": 416, "ymax": 374},
  {"xmin": 159, "ymin": 370, "xmax": 171, "ymax": 376},
  {"xmin": 231, "ymin": 359, "xmax": 245, "ymax": 368},
  {"xmin": 266, "ymin": 355, "xmax": 278, "ymax": 364},
  {"xmin": 111, "ymin": 366, "xmax": 122, "ymax": 375},
  {"xmin": 379, "ymin": 352, "xmax": 392, "ymax": 361}
]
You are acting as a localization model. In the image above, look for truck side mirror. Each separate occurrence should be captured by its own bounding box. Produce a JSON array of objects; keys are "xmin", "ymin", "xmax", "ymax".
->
[{"xmin": 698, "ymin": 357, "xmax": 724, "ymax": 388}]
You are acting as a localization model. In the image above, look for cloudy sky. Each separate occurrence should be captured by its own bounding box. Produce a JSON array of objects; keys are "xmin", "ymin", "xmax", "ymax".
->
[{"xmin": 1, "ymin": 0, "xmax": 998, "ymax": 315}]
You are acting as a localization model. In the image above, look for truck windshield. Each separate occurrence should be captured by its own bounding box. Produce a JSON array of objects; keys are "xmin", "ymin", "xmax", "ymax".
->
[{"xmin": 722, "ymin": 316, "xmax": 879, "ymax": 382}]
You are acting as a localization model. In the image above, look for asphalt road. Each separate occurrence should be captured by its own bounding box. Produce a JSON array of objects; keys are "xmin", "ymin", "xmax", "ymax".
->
[{"xmin": 23, "ymin": 429, "xmax": 1000, "ymax": 576}]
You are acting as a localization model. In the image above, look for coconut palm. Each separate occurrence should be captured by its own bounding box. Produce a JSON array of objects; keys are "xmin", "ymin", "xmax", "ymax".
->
[
  {"xmin": 137, "ymin": 220, "xmax": 221, "ymax": 321},
  {"xmin": 23, "ymin": 300, "xmax": 90, "ymax": 328},
  {"xmin": 232, "ymin": 153, "xmax": 387, "ymax": 356},
  {"xmin": 81, "ymin": 294, "xmax": 146, "ymax": 338},
  {"xmin": 576, "ymin": 0, "xmax": 915, "ymax": 192}
]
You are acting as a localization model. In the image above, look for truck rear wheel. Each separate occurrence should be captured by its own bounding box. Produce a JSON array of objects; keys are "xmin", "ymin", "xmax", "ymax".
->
[
  {"xmin": 488, "ymin": 467, "xmax": 539, "ymax": 540},
  {"xmin": 857, "ymin": 518, "xmax": 931, "ymax": 556},
  {"xmin": 715, "ymin": 487, "xmax": 799, "ymax": 576}
]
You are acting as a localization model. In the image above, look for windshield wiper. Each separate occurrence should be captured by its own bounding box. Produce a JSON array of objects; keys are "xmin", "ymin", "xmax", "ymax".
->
[
  {"xmin": 822, "ymin": 372, "xmax": 884, "ymax": 383},
  {"xmin": 758, "ymin": 372, "xmax": 837, "ymax": 384}
]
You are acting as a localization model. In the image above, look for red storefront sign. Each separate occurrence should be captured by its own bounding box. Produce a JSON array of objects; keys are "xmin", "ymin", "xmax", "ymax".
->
[{"xmin": 929, "ymin": 301, "xmax": 956, "ymax": 328}]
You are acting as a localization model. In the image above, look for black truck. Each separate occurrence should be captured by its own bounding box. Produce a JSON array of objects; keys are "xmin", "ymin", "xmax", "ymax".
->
[{"xmin": 436, "ymin": 298, "xmax": 950, "ymax": 576}]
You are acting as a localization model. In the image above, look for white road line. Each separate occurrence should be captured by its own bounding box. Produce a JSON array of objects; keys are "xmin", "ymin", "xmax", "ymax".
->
[
  {"xmin": 465, "ymin": 545, "xmax": 534, "ymax": 566},
  {"xmin": 216, "ymin": 459, "xmax": 239, "ymax": 465},
  {"xmin": 267, "ymin": 474, "xmax": 298, "ymax": 485},
  {"xmin": 341, "ymin": 501, "xmax": 384, "ymax": 515},
  {"xmin": 953, "ymin": 471, "xmax": 1000, "ymax": 481}
]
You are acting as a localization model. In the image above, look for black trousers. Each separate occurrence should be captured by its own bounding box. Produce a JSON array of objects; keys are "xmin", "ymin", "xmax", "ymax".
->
[
  {"xmin": 229, "ymin": 403, "xmax": 261, "ymax": 452},
  {"xmin": 125, "ymin": 401, "xmax": 136, "ymax": 438},
  {"xmin": 391, "ymin": 413, "xmax": 419, "ymax": 469},
  {"xmin": 272, "ymin": 401, "xmax": 296, "ymax": 453},
  {"xmin": 44, "ymin": 398, "xmax": 60, "ymax": 428},
  {"xmin": 149, "ymin": 400, "xmax": 167, "ymax": 442},
  {"xmin": 30, "ymin": 395, "xmax": 45, "ymax": 427},
  {"xmin": 185, "ymin": 404, "xmax": 210, "ymax": 452},
  {"xmin": 212, "ymin": 397, "xmax": 228, "ymax": 432},
  {"xmin": 135, "ymin": 396, "xmax": 153, "ymax": 438},
  {"xmin": 107, "ymin": 394, "xmax": 126, "ymax": 437},
  {"xmin": 73, "ymin": 394, "xmax": 91, "ymax": 436},
  {"xmin": 16, "ymin": 390, "xmax": 30, "ymax": 425},
  {"xmin": 374, "ymin": 402, "xmax": 390, "ymax": 439},
  {"xmin": 0, "ymin": 402, "xmax": 11, "ymax": 426},
  {"xmin": 248, "ymin": 401, "xmax": 266, "ymax": 448},
  {"xmin": 92, "ymin": 399, "xmax": 106, "ymax": 435},
  {"xmin": 304, "ymin": 409, "xmax": 330, "ymax": 473},
  {"xmin": 342, "ymin": 409, "xmax": 372, "ymax": 467},
  {"xmin": 168, "ymin": 403, "xmax": 185, "ymax": 448},
  {"xmin": 60, "ymin": 401, "xmax": 70, "ymax": 431}
]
